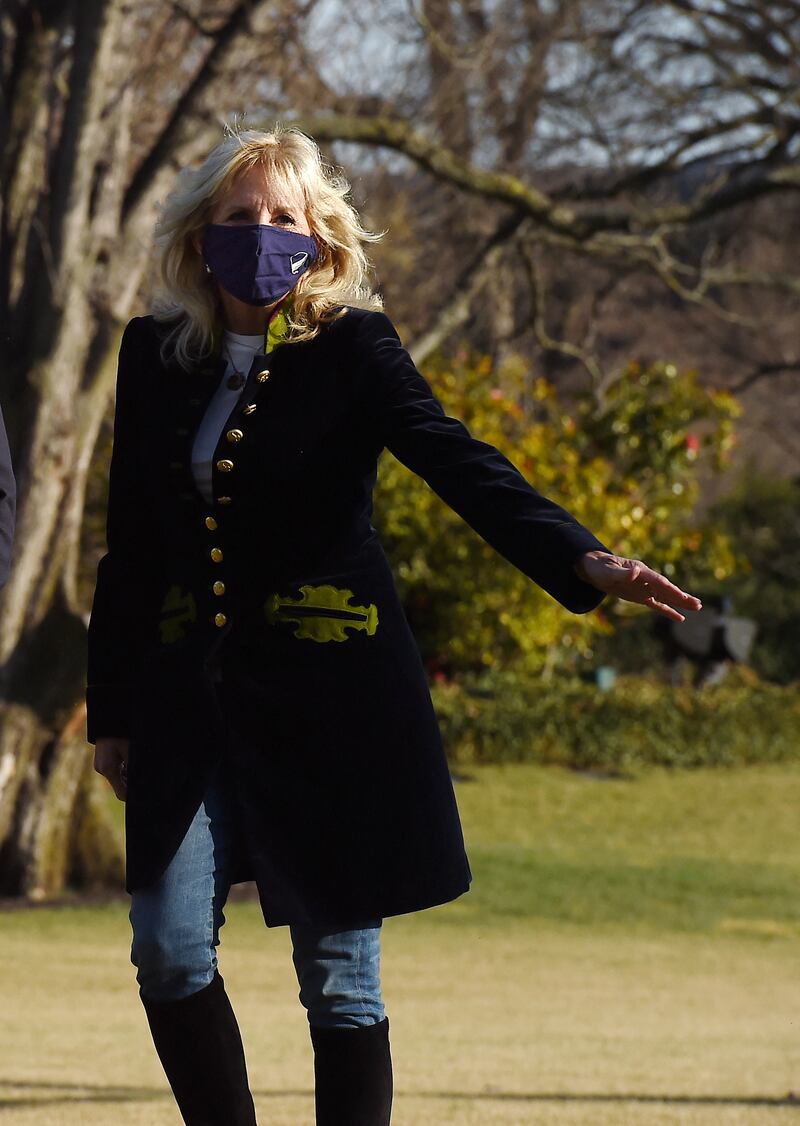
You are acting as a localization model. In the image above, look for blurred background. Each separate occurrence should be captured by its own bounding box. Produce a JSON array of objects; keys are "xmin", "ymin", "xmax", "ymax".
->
[{"xmin": 0, "ymin": 2, "xmax": 798, "ymax": 1122}]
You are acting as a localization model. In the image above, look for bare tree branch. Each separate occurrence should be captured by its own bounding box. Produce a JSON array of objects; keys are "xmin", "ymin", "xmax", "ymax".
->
[
  {"xmin": 409, "ymin": 207, "xmax": 529, "ymax": 364},
  {"xmin": 521, "ymin": 237, "xmax": 605, "ymax": 391},
  {"xmin": 293, "ymin": 112, "xmax": 800, "ymax": 242},
  {"xmin": 122, "ymin": 0, "xmax": 275, "ymax": 221},
  {"xmin": 48, "ymin": 0, "xmax": 123, "ymax": 286},
  {"xmin": 730, "ymin": 360, "xmax": 800, "ymax": 393}
]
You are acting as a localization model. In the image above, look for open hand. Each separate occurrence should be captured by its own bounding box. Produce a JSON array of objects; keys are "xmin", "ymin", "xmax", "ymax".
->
[
  {"xmin": 574, "ymin": 551, "xmax": 702, "ymax": 623},
  {"xmin": 94, "ymin": 737, "xmax": 129, "ymax": 801}
]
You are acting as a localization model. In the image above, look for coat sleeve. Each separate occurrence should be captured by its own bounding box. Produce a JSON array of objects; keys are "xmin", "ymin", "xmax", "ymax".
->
[
  {"xmin": 85, "ymin": 317, "xmax": 162, "ymax": 744},
  {"xmin": 355, "ymin": 310, "xmax": 613, "ymax": 614},
  {"xmin": 0, "ymin": 403, "xmax": 16, "ymax": 589}
]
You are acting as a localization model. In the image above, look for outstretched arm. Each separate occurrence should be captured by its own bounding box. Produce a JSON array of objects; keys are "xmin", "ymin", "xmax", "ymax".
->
[
  {"xmin": 355, "ymin": 311, "xmax": 702, "ymax": 624},
  {"xmin": 356, "ymin": 310, "xmax": 611, "ymax": 614}
]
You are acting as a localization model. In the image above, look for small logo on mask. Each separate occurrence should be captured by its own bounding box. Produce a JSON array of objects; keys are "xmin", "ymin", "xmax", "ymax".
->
[{"xmin": 290, "ymin": 252, "xmax": 309, "ymax": 274}]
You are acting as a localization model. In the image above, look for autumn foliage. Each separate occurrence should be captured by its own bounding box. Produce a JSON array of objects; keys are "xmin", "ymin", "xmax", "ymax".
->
[{"xmin": 373, "ymin": 351, "xmax": 741, "ymax": 678}]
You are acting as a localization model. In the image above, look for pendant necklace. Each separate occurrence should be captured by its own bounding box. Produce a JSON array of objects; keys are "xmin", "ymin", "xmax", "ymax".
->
[
  {"xmin": 225, "ymin": 358, "xmax": 246, "ymax": 390},
  {"xmin": 223, "ymin": 332, "xmax": 263, "ymax": 390}
]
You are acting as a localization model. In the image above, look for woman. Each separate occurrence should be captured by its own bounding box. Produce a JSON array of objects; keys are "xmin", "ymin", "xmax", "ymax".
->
[{"xmin": 87, "ymin": 123, "xmax": 700, "ymax": 1126}]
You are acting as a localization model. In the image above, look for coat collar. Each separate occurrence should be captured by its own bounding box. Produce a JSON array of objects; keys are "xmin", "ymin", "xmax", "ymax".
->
[{"xmin": 207, "ymin": 295, "xmax": 293, "ymax": 366}]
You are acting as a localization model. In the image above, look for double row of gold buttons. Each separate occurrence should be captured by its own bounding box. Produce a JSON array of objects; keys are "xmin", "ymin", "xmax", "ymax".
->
[{"xmin": 206, "ymin": 366, "xmax": 271, "ymax": 628}]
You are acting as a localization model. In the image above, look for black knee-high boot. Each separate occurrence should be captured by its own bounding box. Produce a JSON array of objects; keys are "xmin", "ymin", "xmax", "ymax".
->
[
  {"xmin": 310, "ymin": 1017, "xmax": 393, "ymax": 1125},
  {"xmin": 140, "ymin": 969, "xmax": 257, "ymax": 1126}
]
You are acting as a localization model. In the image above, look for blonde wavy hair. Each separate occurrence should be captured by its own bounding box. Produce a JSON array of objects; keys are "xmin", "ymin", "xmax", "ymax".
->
[{"xmin": 151, "ymin": 120, "xmax": 384, "ymax": 370}]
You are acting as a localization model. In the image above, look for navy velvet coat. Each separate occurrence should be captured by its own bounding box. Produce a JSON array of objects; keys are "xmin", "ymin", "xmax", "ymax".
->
[{"xmin": 86, "ymin": 307, "xmax": 610, "ymax": 927}]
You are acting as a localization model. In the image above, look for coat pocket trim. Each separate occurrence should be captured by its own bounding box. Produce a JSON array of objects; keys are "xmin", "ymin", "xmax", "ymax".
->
[{"xmin": 264, "ymin": 582, "xmax": 379, "ymax": 642}]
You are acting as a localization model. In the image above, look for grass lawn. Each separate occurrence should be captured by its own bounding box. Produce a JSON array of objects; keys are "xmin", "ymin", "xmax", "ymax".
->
[{"xmin": 1, "ymin": 763, "xmax": 799, "ymax": 1124}]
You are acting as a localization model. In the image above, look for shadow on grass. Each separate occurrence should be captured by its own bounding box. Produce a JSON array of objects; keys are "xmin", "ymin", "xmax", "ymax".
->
[
  {"xmin": 419, "ymin": 1092, "xmax": 799, "ymax": 1107},
  {"xmin": 0, "ymin": 1078, "xmax": 310, "ymax": 1110},
  {"xmin": 1, "ymin": 1078, "xmax": 797, "ymax": 1110}
]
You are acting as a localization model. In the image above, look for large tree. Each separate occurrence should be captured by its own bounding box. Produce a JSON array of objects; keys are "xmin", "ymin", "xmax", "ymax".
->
[
  {"xmin": 291, "ymin": 1, "xmax": 800, "ymax": 387},
  {"xmin": 0, "ymin": 0, "xmax": 318, "ymax": 897}
]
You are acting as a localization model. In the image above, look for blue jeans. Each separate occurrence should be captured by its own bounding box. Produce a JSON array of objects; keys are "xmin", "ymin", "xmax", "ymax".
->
[{"xmin": 129, "ymin": 758, "xmax": 385, "ymax": 1029}]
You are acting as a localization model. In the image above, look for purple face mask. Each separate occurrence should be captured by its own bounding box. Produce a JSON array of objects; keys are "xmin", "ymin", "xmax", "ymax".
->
[{"xmin": 202, "ymin": 222, "xmax": 317, "ymax": 306}]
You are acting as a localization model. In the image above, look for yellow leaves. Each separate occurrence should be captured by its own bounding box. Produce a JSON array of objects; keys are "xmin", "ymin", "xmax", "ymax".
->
[
  {"xmin": 533, "ymin": 376, "xmax": 554, "ymax": 401},
  {"xmin": 373, "ymin": 346, "xmax": 743, "ymax": 677},
  {"xmin": 707, "ymin": 386, "xmax": 743, "ymax": 417},
  {"xmin": 477, "ymin": 354, "xmax": 493, "ymax": 377}
]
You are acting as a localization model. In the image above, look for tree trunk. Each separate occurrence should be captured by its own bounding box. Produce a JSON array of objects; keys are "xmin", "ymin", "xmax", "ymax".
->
[
  {"xmin": 0, "ymin": 698, "xmax": 124, "ymax": 898},
  {"xmin": 0, "ymin": 0, "xmax": 128, "ymax": 898},
  {"xmin": 0, "ymin": 0, "xmax": 280, "ymax": 899}
]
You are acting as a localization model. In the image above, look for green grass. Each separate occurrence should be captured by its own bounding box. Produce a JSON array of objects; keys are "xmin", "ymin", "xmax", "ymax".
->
[
  {"xmin": 451, "ymin": 763, "xmax": 800, "ymax": 936},
  {"xmin": 2, "ymin": 763, "xmax": 800, "ymax": 1124}
]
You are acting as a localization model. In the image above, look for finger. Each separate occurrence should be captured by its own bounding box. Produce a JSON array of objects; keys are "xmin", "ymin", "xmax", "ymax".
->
[
  {"xmin": 99, "ymin": 773, "xmax": 124, "ymax": 800},
  {"xmin": 644, "ymin": 577, "xmax": 702, "ymax": 611},
  {"xmin": 115, "ymin": 759, "xmax": 128, "ymax": 801},
  {"xmin": 102, "ymin": 770, "xmax": 124, "ymax": 796},
  {"xmin": 609, "ymin": 580, "xmax": 696, "ymax": 616},
  {"xmin": 645, "ymin": 595, "xmax": 687, "ymax": 622},
  {"xmin": 626, "ymin": 566, "xmax": 703, "ymax": 609},
  {"xmin": 95, "ymin": 754, "xmax": 127, "ymax": 800}
]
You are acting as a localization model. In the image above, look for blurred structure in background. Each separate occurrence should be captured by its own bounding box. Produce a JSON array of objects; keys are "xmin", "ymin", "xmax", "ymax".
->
[{"xmin": 656, "ymin": 595, "xmax": 758, "ymax": 687}]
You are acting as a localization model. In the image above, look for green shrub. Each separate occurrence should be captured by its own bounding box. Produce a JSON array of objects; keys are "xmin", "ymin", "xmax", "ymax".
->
[
  {"xmin": 431, "ymin": 666, "xmax": 799, "ymax": 772},
  {"xmin": 373, "ymin": 350, "xmax": 739, "ymax": 678}
]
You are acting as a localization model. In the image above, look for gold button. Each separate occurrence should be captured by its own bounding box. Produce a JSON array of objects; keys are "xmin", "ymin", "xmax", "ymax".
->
[
  {"xmin": 210, "ymin": 547, "xmax": 223, "ymax": 563},
  {"xmin": 226, "ymin": 428, "xmax": 244, "ymax": 444},
  {"xmin": 213, "ymin": 581, "xmax": 226, "ymax": 596},
  {"xmin": 216, "ymin": 459, "xmax": 234, "ymax": 472},
  {"xmin": 256, "ymin": 369, "xmax": 270, "ymax": 383},
  {"xmin": 243, "ymin": 403, "xmax": 257, "ymax": 415},
  {"xmin": 214, "ymin": 613, "xmax": 228, "ymax": 628},
  {"xmin": 217, "ymin": 496, "xmax": 232, "ymax": 505},
  {"xmin": 205, "ymin": 516, "xmax": 218, "ymax": 531}
]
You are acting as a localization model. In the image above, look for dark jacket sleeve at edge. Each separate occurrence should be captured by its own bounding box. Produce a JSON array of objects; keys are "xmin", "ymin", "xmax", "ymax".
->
[
  {"xmin": 0, "ymin": 403, "xmax": 16, "ymax": 589},
  {"xmin": 85, "ymin": 317, "xmax": 162, "ymax": 744},
  {"xmin": 354, "ymin": 310, "xmax": 613, "ymax": 614}
]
